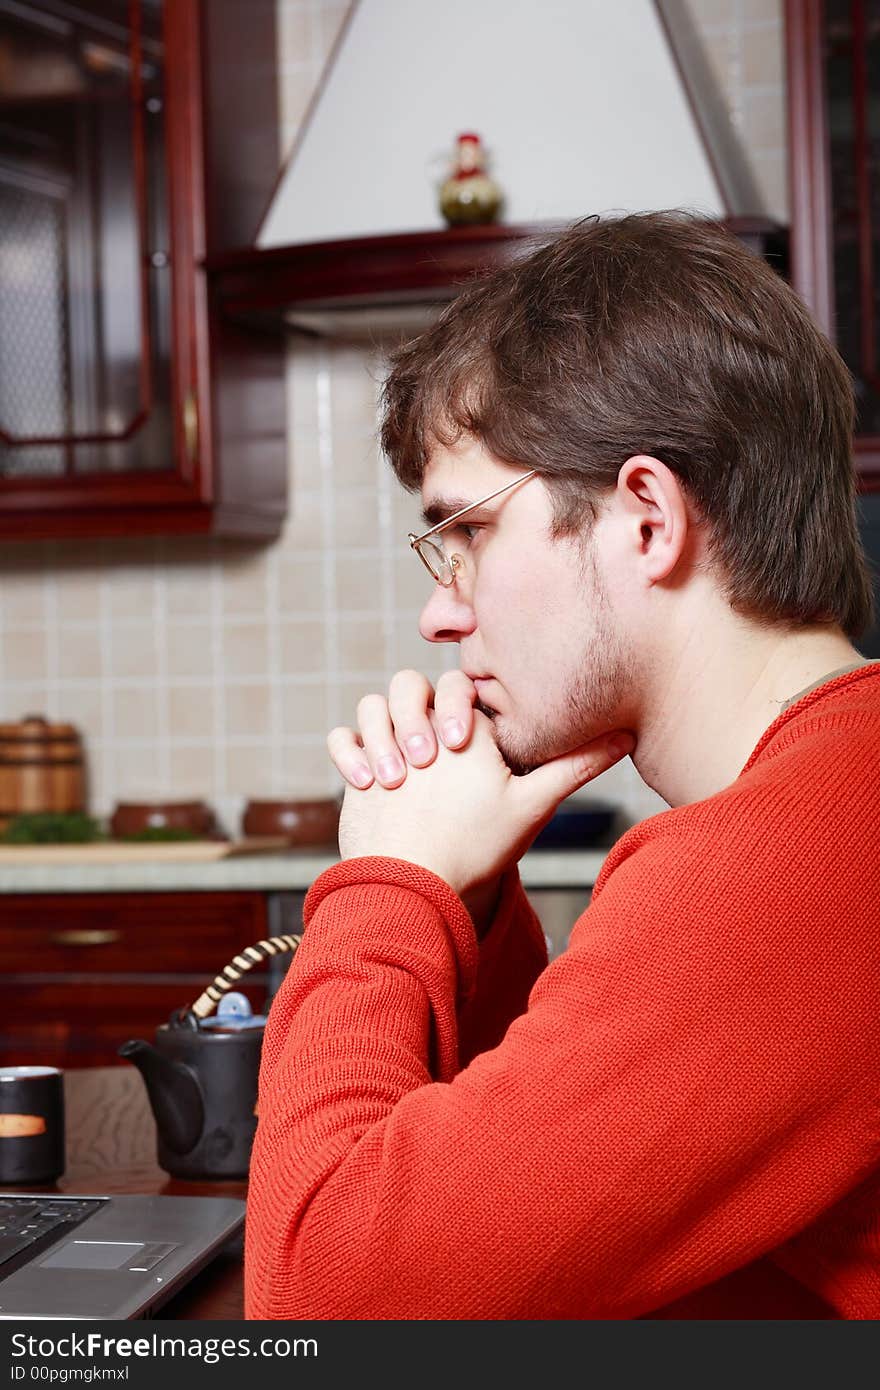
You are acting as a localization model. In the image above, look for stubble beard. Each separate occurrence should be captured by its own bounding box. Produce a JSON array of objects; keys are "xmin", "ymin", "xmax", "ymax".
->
[{"xmin": 480, "ymin": 543, "xmax": 634, "ymax": 776}]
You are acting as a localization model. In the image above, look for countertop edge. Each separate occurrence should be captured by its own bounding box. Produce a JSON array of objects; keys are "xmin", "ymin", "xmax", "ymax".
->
[{"xmin": 0, "ymin": 848, "xmax": 609, "ymax": 894}]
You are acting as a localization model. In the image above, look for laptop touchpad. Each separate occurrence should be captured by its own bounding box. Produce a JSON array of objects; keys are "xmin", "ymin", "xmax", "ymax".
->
[{"xmin": 41, "ymin": 1241, "xmax": 144, "ymax": 1270}]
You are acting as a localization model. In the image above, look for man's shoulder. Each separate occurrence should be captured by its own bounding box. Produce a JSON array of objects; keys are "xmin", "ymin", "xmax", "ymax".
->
[{"xmin": 593, "ymin": 709, "xmax": 880, "ymax": 904}]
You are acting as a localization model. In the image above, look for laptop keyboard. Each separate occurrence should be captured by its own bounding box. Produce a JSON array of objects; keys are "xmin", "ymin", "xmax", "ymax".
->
[{"xmin": 0, "ymin": 1196, "xmax": 105, "ymax": 1278}]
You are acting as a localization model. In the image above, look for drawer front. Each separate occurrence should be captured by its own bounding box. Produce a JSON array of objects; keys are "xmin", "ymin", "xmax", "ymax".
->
[
  {"xmin": 0, "ymin": 978, "xmax": 270, "ymax": 1069},
  {"xmin": 0, "ymin": 892, "xmax": 272, "ymax": 973}
]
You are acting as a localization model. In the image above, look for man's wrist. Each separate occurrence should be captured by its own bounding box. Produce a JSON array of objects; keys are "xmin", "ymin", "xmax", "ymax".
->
[{"xmin": 460, "ymin": 877, "xmax": 503, "ymax": 940}]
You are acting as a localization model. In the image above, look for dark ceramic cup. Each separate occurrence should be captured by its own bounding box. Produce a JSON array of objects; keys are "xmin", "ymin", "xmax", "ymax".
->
[{"xmin": 0, "ymin": 1065, "xmax": 65, "ymax": 1184}]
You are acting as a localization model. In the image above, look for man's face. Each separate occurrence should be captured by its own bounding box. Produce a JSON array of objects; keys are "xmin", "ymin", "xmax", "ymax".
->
[{"xmin": 417, "ymin": 437, "xmax": 636, "ymax": 774}]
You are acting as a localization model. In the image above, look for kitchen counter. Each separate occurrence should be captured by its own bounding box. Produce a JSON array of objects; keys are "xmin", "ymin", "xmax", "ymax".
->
[{"xmin": 0, "ymin": 846, "xmax": 609, "ymax": 894}]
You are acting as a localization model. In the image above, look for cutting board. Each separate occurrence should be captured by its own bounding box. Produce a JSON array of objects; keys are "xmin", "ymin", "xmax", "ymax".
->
[{"xmin": 0, "ymin": 837, "xmax": 293, "ymax": 865}]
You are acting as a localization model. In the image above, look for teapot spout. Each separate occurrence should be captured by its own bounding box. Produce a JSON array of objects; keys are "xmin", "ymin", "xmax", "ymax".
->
[{"xmin": 118, "ymin": 1039, "xmax": 204, "ymax": 1155}]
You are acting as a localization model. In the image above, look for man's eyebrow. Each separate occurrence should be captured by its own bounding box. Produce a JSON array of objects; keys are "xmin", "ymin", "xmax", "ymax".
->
[{"xmin": 420, "ymin": 496, "xmax": 476, "ymax": 528}]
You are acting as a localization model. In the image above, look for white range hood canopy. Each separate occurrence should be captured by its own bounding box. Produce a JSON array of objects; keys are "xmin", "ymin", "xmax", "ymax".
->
[{"xmin": 257, "ymin": 0, "xmax": 763, "ymax": 250}]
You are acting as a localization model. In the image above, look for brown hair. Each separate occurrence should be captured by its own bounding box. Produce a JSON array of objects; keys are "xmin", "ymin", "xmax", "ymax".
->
[{"xmin": 380, "ymin": 211, "xmax": 874, "ymax": 639}]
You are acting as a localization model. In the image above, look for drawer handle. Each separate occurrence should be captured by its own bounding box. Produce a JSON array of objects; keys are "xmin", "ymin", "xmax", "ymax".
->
[{"xmin": 48, "ymin": 929, "xmax": 121, "ymax": 948}]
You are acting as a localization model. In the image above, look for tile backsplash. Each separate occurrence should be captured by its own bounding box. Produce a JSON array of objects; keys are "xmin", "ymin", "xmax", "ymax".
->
[{"xmin": 0, "ymin": 0, "xmax": 786, "ymax": 837}]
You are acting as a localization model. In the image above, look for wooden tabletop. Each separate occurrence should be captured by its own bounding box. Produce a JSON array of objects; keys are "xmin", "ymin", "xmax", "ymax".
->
[{"xmin": 56, "ymin": 1065, "xmax": 247, "ymax": 1319}]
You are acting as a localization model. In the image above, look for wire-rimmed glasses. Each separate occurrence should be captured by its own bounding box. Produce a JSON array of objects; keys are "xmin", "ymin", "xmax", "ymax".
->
[{"xmin": 407, "ymin": 471, "xmax": 537, "ymax": 586}]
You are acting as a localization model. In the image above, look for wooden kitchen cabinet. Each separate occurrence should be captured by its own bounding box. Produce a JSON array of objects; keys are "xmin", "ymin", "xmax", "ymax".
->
[
  {"xmin": 0, "ymin": 891, "xmax": 277, "ymax": 1067},
  {"xmin": 0, "ymin": 0, "xmax": 287, "ymax": 539},
  {"xmin": 786, "ymin": 0, "xmax": 880, "ymax": 486}
]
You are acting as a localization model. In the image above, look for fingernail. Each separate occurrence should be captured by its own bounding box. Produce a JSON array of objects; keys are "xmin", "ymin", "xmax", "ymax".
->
[
  {"xmin": 351, "ymin": 764, "xmax": 373, "ymax": 788},
  {"xmin": 377, "ymin": 754, "xmax": 404, "ymax": 782},
  {"xmin": 608, "ymin": 735, "xmax": 635, "ymax": 760},
  {"xmin": 442, "ymin": 718, "xmax": 465, "ymax": 747},
  {"xmin": 405, "ymin": 734, "xmax": 431, "ymax": 762}
]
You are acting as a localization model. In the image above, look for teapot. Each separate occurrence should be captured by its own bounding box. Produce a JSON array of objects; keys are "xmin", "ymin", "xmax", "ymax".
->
[
  {"xmin": 119, "ymin": 992, "xmax": 267, "ymax": 1180},
  {"xmin": 120, "ymin": 931, "xmax": 300, "ymax": 1178}
]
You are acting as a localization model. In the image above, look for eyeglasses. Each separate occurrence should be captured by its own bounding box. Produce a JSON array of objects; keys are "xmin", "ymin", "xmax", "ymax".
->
[{"xmin": 407, "ymin": 471, "xmax": 537, "ymax": 586}]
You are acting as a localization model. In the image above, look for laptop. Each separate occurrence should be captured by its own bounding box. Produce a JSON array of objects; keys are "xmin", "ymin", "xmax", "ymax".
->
[{"xmin": 0, "ymin": 1191, "xmax": 246, "ymax": 1320}]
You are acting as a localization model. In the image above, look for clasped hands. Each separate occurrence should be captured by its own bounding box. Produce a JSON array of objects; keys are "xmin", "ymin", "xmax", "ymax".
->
[{"xmin": 327, "ymin": 669, "xmax": 636, "ymax": 900}]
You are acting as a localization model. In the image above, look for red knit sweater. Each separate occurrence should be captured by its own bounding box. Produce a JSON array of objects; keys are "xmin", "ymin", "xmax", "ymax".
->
[{"xmin": 245, "ymin": 665, "xmax": 880, "ymax": 1319}]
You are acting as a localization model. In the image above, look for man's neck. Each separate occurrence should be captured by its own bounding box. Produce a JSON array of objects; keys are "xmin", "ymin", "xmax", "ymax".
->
[{"xmin": 631, "ymin": 601, "xmax": 869, "ymax": 809}]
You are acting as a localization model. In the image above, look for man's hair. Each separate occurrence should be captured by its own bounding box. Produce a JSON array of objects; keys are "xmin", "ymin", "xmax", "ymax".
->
[{"xmin": 380, "ymin": 210, "xmax": 874, "ymax": 639}]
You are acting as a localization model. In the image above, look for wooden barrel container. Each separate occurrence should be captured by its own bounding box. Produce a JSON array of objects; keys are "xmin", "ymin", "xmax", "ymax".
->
[{"xmin": 0, "ymin": 715, "xmax": 87, "ymax": 826}]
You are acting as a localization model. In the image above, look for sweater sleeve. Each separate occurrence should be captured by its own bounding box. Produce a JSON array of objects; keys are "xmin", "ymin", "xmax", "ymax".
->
[
  {"xmin": 245, "ymin": 836, "xmax": 880, "ymax": 1320},
  {"xmin": 457, "ymin": 864, "xmax": 549, "ymax": 1066}
]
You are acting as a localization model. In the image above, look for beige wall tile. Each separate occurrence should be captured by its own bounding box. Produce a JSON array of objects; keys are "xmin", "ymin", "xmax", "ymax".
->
[
  {"xmin": 280, "ymin": 682, "xmax": 333, "ymax": 738},
  {"xmin": 279, "ymin": 620, "xmax": 327, "ymax": 675},
  {"xmin": 390, "ymin": 617, "xmax": 450, "ymax": 679},
  {"xmin": 57, "ymin": 625, "xmax": 102, "ymax": 680},
  {"xmin": 289, "ymin": 425, "xmax": 322, "ymax": 492},
  {"xmin": 225, "ymin": 744, "xmax": 277, "ymax": 798},
  {"xmin": 277, "ymin": 556, "xmax": 324, "ymax": 614},
  {"xmin": 52, "ymin": 686, "xmax": 104, "ymax": 739},
  {"xmin": 334, "ymin": 554, "xmax": 381, "ymax": 611},
  {"xmin": 337, "ymin": 613, "xmax": 386, "ymax": 672},
  {"xmin": 221, "ymin": 554, "xmax": 270, "ymax": 616},
  {"xmin": 394, "ymin": 551, "xmax": 434, "ymax": 608},
  {"xmin": 108, "ymin": 745, "xmax": 170, "ymax": 802},
  {"xmin": 2, "ymin": 630, "xmax": 48, "ymax": 682},
  {"xmin": 279, "ymin": 743, "xmax": 341, "ymax": 798},
  {"xmin": 107, "ymin": 571, "xmax": 154, "ymax": 621},
  {"xmin": 225, "ymin": 683, "xmax": 272, "ymax": 738},
  {"xmin": 223, "ymin": 623, "xmax": 270, "ymax": 677},
  {"xmin": 110, "ymin": 622, "xmax": 160, "ymax": 680},
  {"xmin": 169, "ymin": 685, "xmax": 216, "ymax": 739},
  {"xmin": 334, "ymin": 488, "xmax": 381, "ymax": 548},
  {"xmin": 288, "ymin": 344, "xmax": 320, "ymax": 432},
  {"xmin": 391, "ymin": 485, "xmax": 426, "ymax": 533},
  {"xmin": 167, "ymin": 745, "xmax": 217, "ymax": 803},
  {"xmin": 331, "ymin": 431, "xmax": 379, "ymax": 486},
  {"xmin": 335, "ymin": 677, "xmax": 385, "ymax": 729},
  {"xmin": 57, "ymin": 571, "xmax": 102, "ymax": 624},
  {"xmin": 165, "ymin": 622, "xmax": 214, "ymax": 679},
  {"xmin": 330, "ymin": 346, "xmax": 382, "ymax": 429},
  {"xmin": 112, "ymin": 685, "xmax": 160, "ymax": 740},
  {"xmin": 281, "ymin": 488, "xmax": 324, "ymax": 551},
  {"xmin": 2, "ymin": 577, "xmax": 47, "ymax": 627},
  {"xmin": 163, "ymin": 557, "xmax": 214, "ymax": 618}
]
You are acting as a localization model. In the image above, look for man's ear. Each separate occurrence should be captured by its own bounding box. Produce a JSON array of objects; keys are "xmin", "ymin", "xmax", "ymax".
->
[{"xmin": 616, "ymin": 455, "xmax": 692, "ymax": 585}]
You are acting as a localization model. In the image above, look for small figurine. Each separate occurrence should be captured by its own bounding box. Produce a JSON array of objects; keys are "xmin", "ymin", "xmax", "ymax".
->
[{"xmin": 439, "ymin": 132, "xmax": 504, "ymax": 226}]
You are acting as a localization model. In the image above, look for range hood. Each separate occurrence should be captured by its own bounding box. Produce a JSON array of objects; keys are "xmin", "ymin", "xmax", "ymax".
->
[{"xmin": 207, "ymin": 0, "xmax": 785, "ymax": 337}]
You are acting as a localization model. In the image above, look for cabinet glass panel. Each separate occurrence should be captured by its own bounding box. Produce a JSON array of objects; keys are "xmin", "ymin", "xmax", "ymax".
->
[
  {"xmin": 0, "ymin": 0, "xmax": 172, "ymax": 478},
  {"xmin": 824, "ymin": 0, "xmax": 880, "ymax": 437}
]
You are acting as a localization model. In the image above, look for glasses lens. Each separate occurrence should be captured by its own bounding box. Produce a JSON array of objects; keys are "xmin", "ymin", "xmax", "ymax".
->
[{"xmin": 415, "ymin": 539, "xmax": 455, "ymax": 585}]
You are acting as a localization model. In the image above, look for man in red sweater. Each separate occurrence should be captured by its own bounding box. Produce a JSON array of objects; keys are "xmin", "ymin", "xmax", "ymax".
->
[{"xmin": 246, "ymin": 213, "xmax": 880, "ymax": 1319}]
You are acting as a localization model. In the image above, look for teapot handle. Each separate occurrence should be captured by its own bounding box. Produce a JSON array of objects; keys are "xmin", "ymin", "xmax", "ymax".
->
[{"xmin": 188, "ymin": 933, "xmax": 302, "ymax": 1021}]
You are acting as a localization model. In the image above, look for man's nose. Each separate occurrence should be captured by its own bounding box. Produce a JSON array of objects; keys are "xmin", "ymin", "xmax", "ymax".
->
[{"xmin": 418, "ymin": 581, "xmax": 477, "ymax": 643}]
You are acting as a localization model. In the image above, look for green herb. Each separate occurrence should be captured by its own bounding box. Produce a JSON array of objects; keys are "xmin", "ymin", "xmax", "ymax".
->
[
  {"xmin": 0, "ymin": 811, "xmax": 106, "ymax": 844},
  {"xmin": 116, "ymin": 826, "xmax": 202, "ymax": 842}
]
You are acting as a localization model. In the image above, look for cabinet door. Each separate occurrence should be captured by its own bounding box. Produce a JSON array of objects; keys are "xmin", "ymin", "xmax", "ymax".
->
[
  {"xmin": 0, "ymin": 0, "xmax": 169, "ymax": 479},
  {"xmin": 0, "ymin": 0, "xmax": 287, "ymax": 540},
  {"xmin": 787, "ymin": 0, "xmax": 880, "ymax": 484},
  {"xmin": 0, "ymin": 890, "xmax": 277, "ymax": 1068}
]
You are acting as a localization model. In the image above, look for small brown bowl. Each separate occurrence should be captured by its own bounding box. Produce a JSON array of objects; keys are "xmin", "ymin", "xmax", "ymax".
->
[
  {"xmin": 241, "ymin": 798, "xmax": 340, "ymax": 848},
  {"xmin": 110, "ymin": 799, "xmax": 218, "ymax": 839}
]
